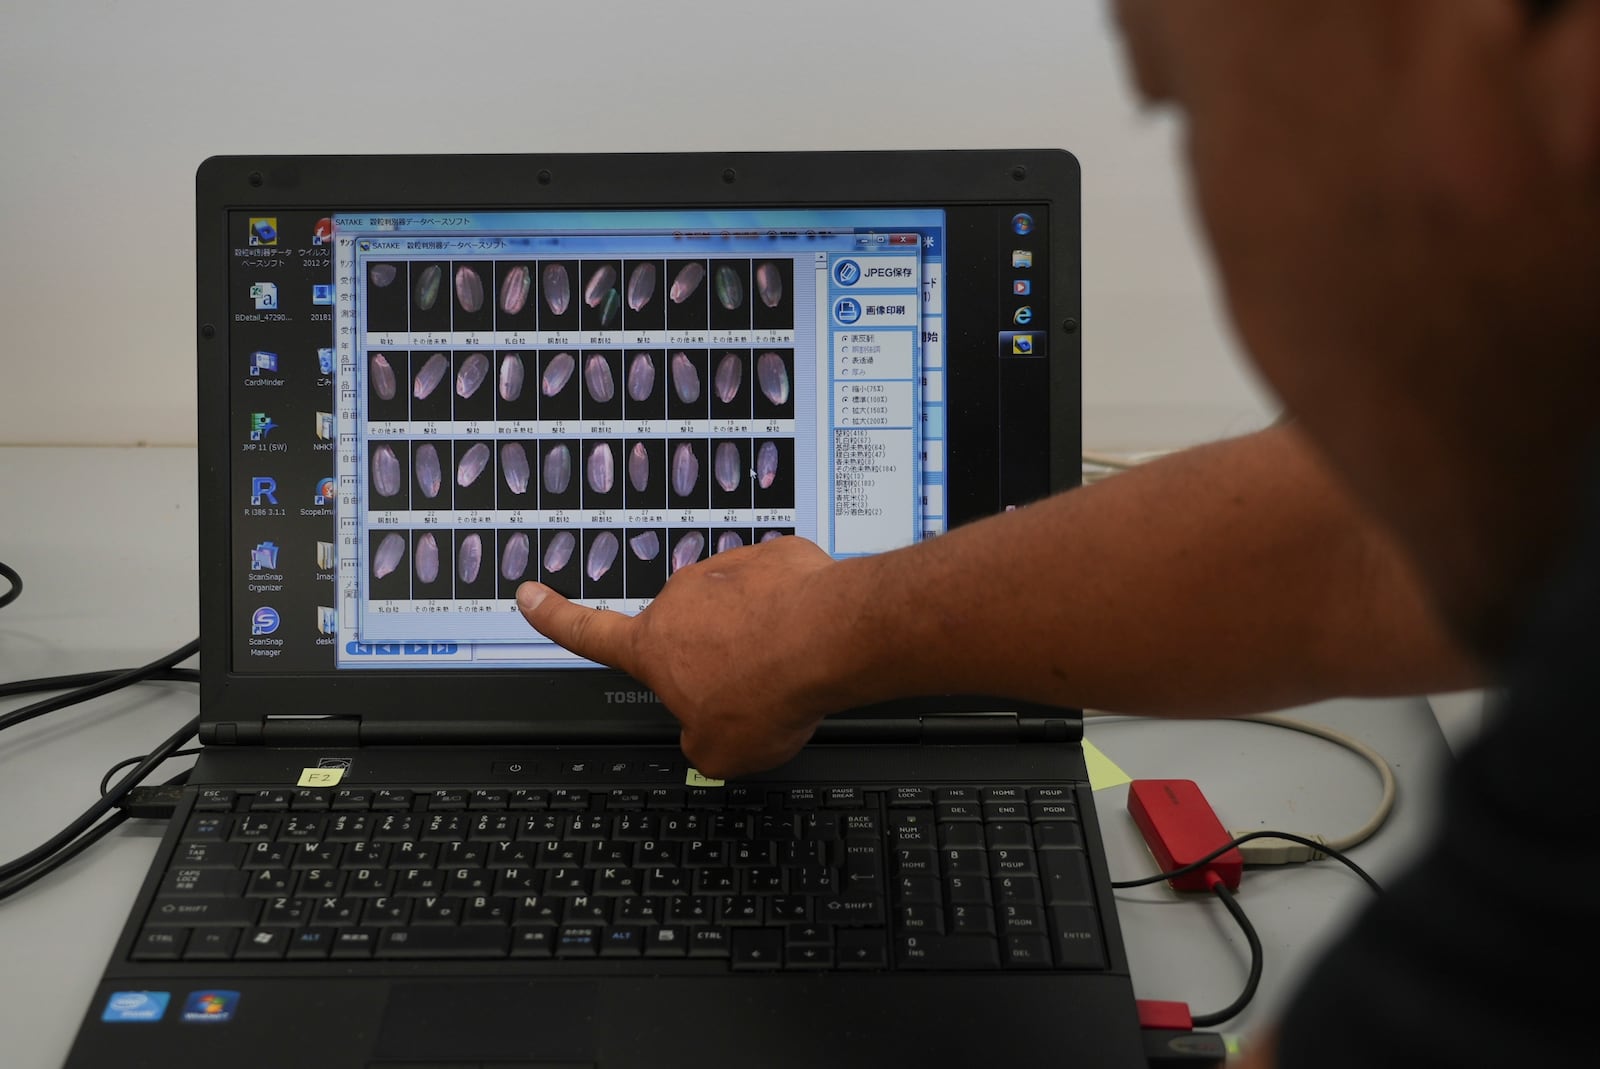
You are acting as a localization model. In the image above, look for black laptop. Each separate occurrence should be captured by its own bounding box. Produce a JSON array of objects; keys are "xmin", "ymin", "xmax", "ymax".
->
[{"xmin": 62, "ymin": 149, "xmax": 1145, "ymax": 1068}]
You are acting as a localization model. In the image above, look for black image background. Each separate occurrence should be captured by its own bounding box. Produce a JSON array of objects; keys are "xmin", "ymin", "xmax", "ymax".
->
[
  {"xmin": 369, "ymin": 441, "xmax": 409, "ymax": 510},
  {"xmin": 410, "ymin": 352, "xmax": 453, "ymax": 421},
  {"xmin": 409, "ymin": 261, "xmax": 451, "ymax": 333},
  {"xmin": 369, "ymin": 530, "xmax": 410, "ymax": 600},
  {"xmin": 496, "ymin": 439, "xmax": 536, "ymax": 509},
  {"xmin": 411, "ymin": 439, "xmax": 451, "ymax": 509},
  {"xmin": 455, "ymin": 530, "xmax": 494, "ymax": 597},
  {"xmin": 367, "ymin": 353, "xmax": 408, "ymax": 420},
  {"xmin": 711, "ymin": 527, "xmax": 753, "ymax": 555},
  {"xmin": 365, "ymin": 262, "xmax": 409, "ymax": 333},
  {"xmin": 580, "ymin": 351, "xmax": 623, "ymax": 421},
  {"xmin": 621, "ymin": 260, "xmax": 665, "ymax": 331},
  {"xmin": 453, "ymin": 351, "xmax": 494, "ymax": 420},
  {"xmin": 578, "ymin": 260, "xmax": 622, "ymax": 332},
  {"xmin": 496, "ymin": 530, "xmax": 536, "ymax": 598},
  {"xmin": 666, "ymin": 350, "xmax": 709, "ymax": 423},
  {"xmin": 581, "ymin": 439, "xmax": 623, "ymax": 511},
  {"xmin": 708, "ymin": 259, "xmax": 752, "ymax": 332},
  {"xmin": 581, "ymin": 529, "xmax": 625, "ymax": 599},
  {"xmin": 411, "ymin": 529, "xmax": 453, "ymax": 599},
  {"xmin": 539, "ymin": 529, "xmax": 581, "ymax": 599},
  {"xmin": 496, "ymin": 352, "xmax": 537, "ymax": 421},
  {"xmin": 752, "ymin": 349, "xmax": 795, "ymax": 421},
  {"xmin": 539, "ymin": 352, "xmax": 580, "ymax": 422},
  {"xmin": 624, "ymin": 438, "xmax": 665, "ymax": 509},
  {"xmin": 540, "ymin": 441, "xmax": 580, "ymax": 511},
  {"xmin": 667, "ymin": 438, "xmax": 710, "ymax": 510},
  {"xmin": 623, "ymin": 351, "xmax": 665, "ymax": 421},
  {"xmin": 750, "ymin": 258, "xmax": 794, "ymax": 331},
  {"xmin": 624, "ymin": 527, "xmax": 667, "ymax": 598},
  {"xmin": 665, "ymin": 260, "xmax": 709, "ymax": 331},
  {"xmin": 709, "ymin": 350, "xmax": 751, "ymax": 420},
  {"xmin": 453, "ymin": 440, "xmax": 497, "ymax": 511},
  {"xmin": 752, "ymin": 437, "xmax": 795, "ymax": 510},
  {"xmin": 538, "ymin": 261, "xmax": 579, "ymax": 331},
  {"xmin": 709, "ymin": 438, "xmax": 751, "ymax": 511},
  {"xmin": 494, "ymin": 262, "xmax": 538, "ymax": 333},
  {"xmin": 451, "ymin": 262, "xmax": 493, "ymax": 334}
]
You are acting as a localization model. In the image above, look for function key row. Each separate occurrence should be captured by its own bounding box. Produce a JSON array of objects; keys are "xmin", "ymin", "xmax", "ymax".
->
[{"xmin": 194, "ymin": 785, "xmax": 1077, "ymax": 815}]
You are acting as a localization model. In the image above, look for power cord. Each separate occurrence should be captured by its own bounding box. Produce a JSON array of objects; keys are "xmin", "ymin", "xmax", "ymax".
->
[
  {"xmin": 1112, "ymin": 829, "xmax": 1382, "ymax": 893},
  {"xmin": 0, "ymin": 560, "xmax": 20, "ymax": 609},
  {"xmin": 0, "ymin": 638, "xmax": 201, "ymax": 901}
]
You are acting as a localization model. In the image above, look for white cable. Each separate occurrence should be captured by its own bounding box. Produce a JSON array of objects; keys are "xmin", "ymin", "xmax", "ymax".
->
[{"xmin": 1084, "ymin": 711, "xmax": 1398, "ymax": 864}]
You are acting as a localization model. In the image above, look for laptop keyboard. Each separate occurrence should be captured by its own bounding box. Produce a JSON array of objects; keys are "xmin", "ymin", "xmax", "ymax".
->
[{"xmin": 132, "ymin": 784, "xmax": 1105, "ymax": 972}]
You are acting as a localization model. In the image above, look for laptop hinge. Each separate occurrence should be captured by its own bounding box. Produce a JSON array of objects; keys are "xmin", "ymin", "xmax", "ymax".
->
[
  {"xmin": 918, "ymin": 713, "xmax": 1021, "ymax": 743},
  {"xmin": 202, "ymin": 716, "xmax": 361, "ymax": 746}
]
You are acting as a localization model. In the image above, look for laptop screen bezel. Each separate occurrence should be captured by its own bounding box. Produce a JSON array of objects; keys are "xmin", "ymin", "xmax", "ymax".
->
[{"xmin": 196, "ymin": 150, "xmax": 1082, "ymax": 735}]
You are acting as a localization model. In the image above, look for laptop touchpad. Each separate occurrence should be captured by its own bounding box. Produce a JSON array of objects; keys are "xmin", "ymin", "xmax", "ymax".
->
[{"xmin": 377, "ymin": 981, "xmax": 598, "ymax": 1064}]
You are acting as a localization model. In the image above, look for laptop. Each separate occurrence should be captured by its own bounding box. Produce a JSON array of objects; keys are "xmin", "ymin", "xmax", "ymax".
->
[{"xmin": 63, "ymin": 149, "xmax": 1146, "ymax": 1067}]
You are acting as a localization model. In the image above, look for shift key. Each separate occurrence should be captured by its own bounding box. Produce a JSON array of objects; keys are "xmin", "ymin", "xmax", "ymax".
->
[{"xmin": 148, "ymin": 898, "xmax": 261, "ymax": 926}]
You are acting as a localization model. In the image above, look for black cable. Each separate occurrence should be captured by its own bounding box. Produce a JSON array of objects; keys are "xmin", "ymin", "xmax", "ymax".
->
[
  {"xmin": 100, "ymin": 747, "xmax": 202, "ymax": 797},
  {"xmin": 0, "ymin": 560, "xmax": 19, "ymax": 609},
  {"xmin": 1190, "ymin": 882, "xmax": 1264, "ymax": 1029},
  {"xmin": 0, "ymin": 666, "xmax": 199, "ymax": 700},
  {"xmin": 1112, "ymin": 829, "xmax": 1382, "ymax": 894},
  {"xmin": 0, "ymin": 638, "xmax": 199, "ymax": 733},
  {"xmin": 0, "ymin": 768, "xmax": 192, "ymax": 903},
  {"xmin": 0, "ymin": 713, "xmax": 198, "ymax": 883}
]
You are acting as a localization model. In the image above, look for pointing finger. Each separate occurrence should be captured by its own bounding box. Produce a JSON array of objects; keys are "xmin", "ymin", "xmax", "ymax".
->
[{"xmin": 516, "ymin": 581, "xmax": 637, "ymax": 672}]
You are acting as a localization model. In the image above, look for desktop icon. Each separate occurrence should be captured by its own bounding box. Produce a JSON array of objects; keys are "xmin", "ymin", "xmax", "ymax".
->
[
  {"xmin": 832, "ymin": 259, "xmax": 862, "ymax": 287},
  {"xmin": 317, "ymin": 347, "xmax": 335, "ymax": 375},
  {"xmin": 317, "ymin": 607, "xmax": 337, "ymax": 636},
  {"xmin": 313, "ymin": 477, "xmax": 335, "ymax": 506},
  {"xmin": 249, "ymin": 412, "xmax": 278, "ymax": 441},
  {"xmin": 250, "ymin": 542, "xmax": 280, "ymax": 570},
  {"xmin": 248, "ymin": 218, "xmax": 278, "ymax": 247},
  {"xmin": 1011, "ymin": 212, "xmax": 1034, "ymax": 236},
  {"xmin": 251, "ymin": 607, "xmax": 280, "ymax": 636},
  {"xmin": 249, "ymin": 477, "xmax": 278, "ymax": 506},
  {"xmin": 249, "ymin": 350, "xmax": 279, "ymax": 375},
  {"xmin": 316, "ymin": 541, "xmax": 336, "ymax": 570},
  {"xmin": 311, "ymin": 284, "xmax": 333, "ymax": 306},
  {"xmin": 1013, "ymin": 280, "xmax": 1031, "ymax": 296},
  {"xmin": 250, "ymin": 282, "xmax": 278, "ymax": 310},
  {"xmin": 1011, "ymin": 250, "xmax": 1033, "ymax": 270},
  {"xmin": 1011, "ymin": 335, "xmax": 1034, "ymax": 355},
  {"xmin": 315, "ymin": 411, "xmax": 334, "ymax": 440},
  {"xmin": 312, "ymin": 217, "xmax": 334, "ymax": 245},
  {"xmin": 1012, "ymin": 306, "xmax": 1034, "ymax": 326}
]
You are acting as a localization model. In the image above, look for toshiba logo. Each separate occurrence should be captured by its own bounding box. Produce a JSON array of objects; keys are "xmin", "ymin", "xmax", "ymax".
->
[{"xmin": 604, "ymin": 690, "xmax": 661, "ymax": 704}]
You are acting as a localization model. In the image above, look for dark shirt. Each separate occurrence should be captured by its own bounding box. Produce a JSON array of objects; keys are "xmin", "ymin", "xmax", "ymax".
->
[{"xmin": 1277, "ymin": 491, "xmax": 1600, "ymax": 1065}]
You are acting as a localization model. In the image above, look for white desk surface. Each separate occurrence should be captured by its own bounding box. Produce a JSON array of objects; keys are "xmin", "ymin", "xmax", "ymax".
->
[{"xmin": 0, "ymin": 446, "xmax": 1457, "ymax": 1067}]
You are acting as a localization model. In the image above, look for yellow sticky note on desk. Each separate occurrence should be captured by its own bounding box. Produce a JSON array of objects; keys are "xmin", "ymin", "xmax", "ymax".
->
[
  {"xmin": 685, "ymin": 768, "xmax": 724, "ymax": 787},
  {"xmin": 297, "ymin": 767, "xmax": 344, "ymax": 788},
  {"xmin": 1083, "ymin": 740, "xmax": 1131, "ymax": 791}
]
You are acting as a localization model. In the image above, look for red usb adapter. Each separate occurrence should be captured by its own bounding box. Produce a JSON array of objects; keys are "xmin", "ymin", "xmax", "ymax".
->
[{"xmin": 1127, "ymin": 779, "xmax": 1242, "ymax": 891}]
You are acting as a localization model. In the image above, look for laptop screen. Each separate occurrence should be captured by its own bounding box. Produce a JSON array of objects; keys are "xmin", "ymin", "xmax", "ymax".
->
[{"xmin": 206, "ymin": 153, "xmax": 1078, "ymax": 687}]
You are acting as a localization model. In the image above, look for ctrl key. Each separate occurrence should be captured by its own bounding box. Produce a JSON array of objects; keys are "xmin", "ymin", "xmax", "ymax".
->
[{"xmin": 130, "ymin": 927, "xmax": 188, "ymax": 961}]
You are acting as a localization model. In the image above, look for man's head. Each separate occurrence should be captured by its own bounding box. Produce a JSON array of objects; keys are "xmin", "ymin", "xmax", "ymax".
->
[{"xmin": 1114, "ymin": 0, "xmax": 1600, "ymax": 660}]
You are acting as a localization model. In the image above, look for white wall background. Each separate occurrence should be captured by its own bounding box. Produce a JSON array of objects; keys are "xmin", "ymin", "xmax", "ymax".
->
[{"xmin": 0, "ymin": 0, "xmax": 1276, "ymax": 450}]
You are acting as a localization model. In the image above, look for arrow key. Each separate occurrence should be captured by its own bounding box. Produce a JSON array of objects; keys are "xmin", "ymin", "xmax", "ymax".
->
[{"xmin": 731, "ymin": 929, "xmax": 782, "ymax": 970}]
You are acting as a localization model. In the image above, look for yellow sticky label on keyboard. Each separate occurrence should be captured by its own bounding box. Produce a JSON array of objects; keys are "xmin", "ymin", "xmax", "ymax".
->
[
  {"xmin": 297, "ymin": 767, "xmax": 344, "ymax": 788},
  {"xmin": 1083, "ymin": 739, "xmax": 1131, "ymax": 792},
  {"xmin": 685, "ymin": 768, "xmax": 724, "ymax": 787}
]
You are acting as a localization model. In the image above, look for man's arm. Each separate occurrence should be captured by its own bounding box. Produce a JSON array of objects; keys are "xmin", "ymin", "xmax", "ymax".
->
[{"xmin": 518, "ymin": 423, "xmax": 1482, "ymax": 777}]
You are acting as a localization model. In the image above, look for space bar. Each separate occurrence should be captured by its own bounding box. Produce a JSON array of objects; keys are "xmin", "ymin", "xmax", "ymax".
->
[{"xmin": 375, "ymin": 928, "xmax": 510, "ymax": 959}]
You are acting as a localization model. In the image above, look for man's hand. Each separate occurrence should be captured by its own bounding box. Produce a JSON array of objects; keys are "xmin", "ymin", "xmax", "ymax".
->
[{"xmin": 516, "ymin": 536, "xmax": 864, "ymax": 779}]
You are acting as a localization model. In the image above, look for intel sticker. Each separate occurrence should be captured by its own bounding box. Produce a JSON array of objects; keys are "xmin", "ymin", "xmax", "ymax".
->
[
  {"xmin": 182, "ymin": 990, "xmax": 240, "ymax": 1023},
  {"xmin": 102, "ymin": 991, "xmax": 170, "ymax": 1023}
]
